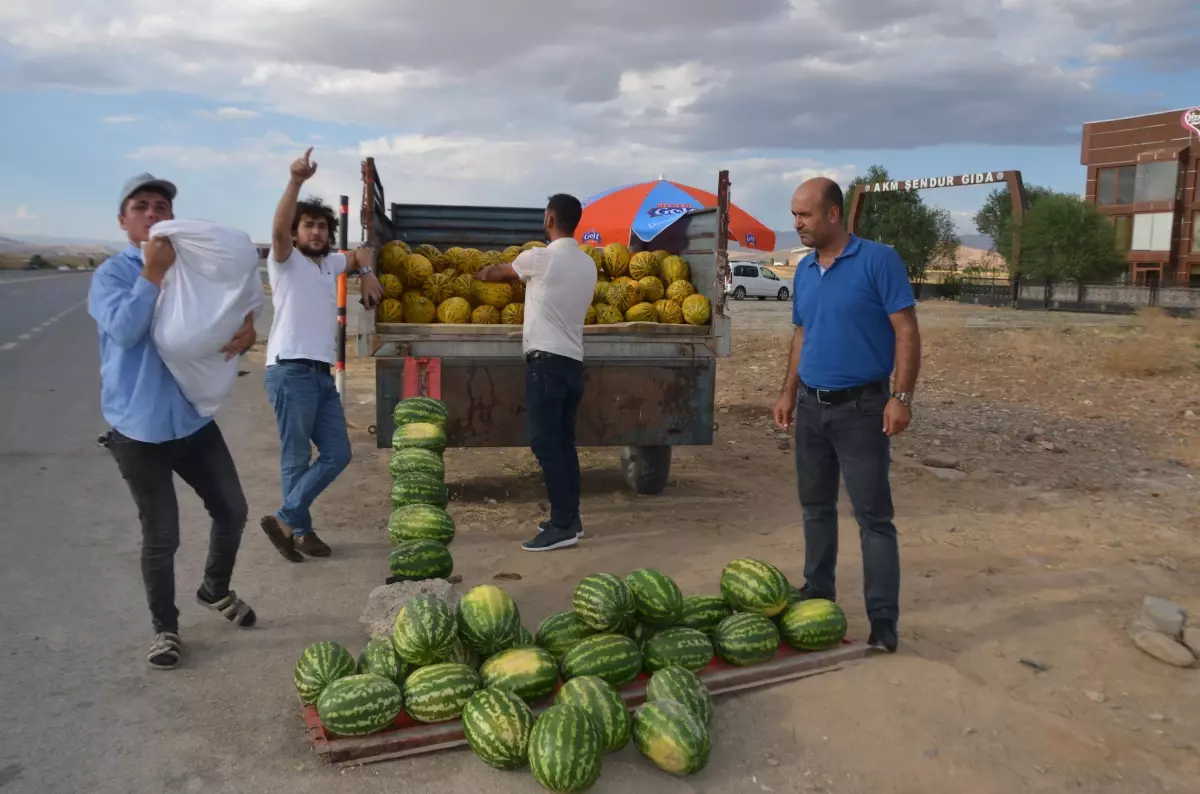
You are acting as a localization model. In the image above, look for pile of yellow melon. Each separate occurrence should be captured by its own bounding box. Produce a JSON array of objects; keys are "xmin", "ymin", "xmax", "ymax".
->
[{"xmin": 372, "ymin": 239, "xmax": 710, "ymax": 327}]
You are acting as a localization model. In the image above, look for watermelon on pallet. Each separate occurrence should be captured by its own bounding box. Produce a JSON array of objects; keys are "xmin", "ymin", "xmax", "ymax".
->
[
  {"xmin": 388, "ymin": 539, "xmax": 453, "ymax": 582},
  {"xmin": 561, "ymin": 633, "xmax": 642, "ymax": 688},
  {"xmin": 294, "ymin": 640, "xmax": 357, "ymax": 705},
  {"xmin": 777, "ymin": 598, "xmax": 848, "ymax": 651},
  {"xmin": 536, "ymin": 611, "xmax": 597, "ymax": 660},
  {"xmin": 461, "ymin": 687, "xmax": 534, "ymax": 771},
  {"xmin": 316, "ymin": 673, "xmax": 404, "ymax": 737},
  {"xmin": 457, "ymin": 584, "xmax": 522, "ymax": 658},
  {"xmin": 479, "ymin": 646, "xmax": 560, "ymax": 703},
  {"xmin": 388, "ymin": 447, "xmax": 445, "ymax": 480},
  {"xmin": 392, "ymin": 595, "xmax": 458, "ymax": 666},
  {"xmin": 712, "ymin": 612, "xmax": 780, "ymax": 666},
  {"xmin": 642, "ymin": 627, "xmax": 714, "ymax": 673},
  {"xmin": 528, "ymin": 704, "xmax": 603, "ymax": 794},
  {"xmin": 387, "ymin": 503, "xmax": 455, "ymax": 545},
  {"xmin": 720, "ymin": 558, "xmax": 790, "ymax": 617},
  {"xmin": 391, "ymin": 471, "xmax": 448, "ymax": 509},
  {"xmin": 393, "ymin": 396, "xmax": 448, "ymax": 428},
  {"xmin": 626, "ymin": 568, "xmax": 684, "ymax": 627},
  {"xmin": 645, "ymin": 665, "xmax": 712, "ymax": 727},
  {"xmin": 402, "ymin": 662, "xmax": 480, "ymax": 723},
  {"xmin": 633, "ymin": 699, "xmax": 711, "ymax": 776},
  {"xmin": 392, "ymin": 421, "xmax": 447, "ymax": 454},
  {"xmin": 357, "ymin": 636, "xmax": 410, "ymax": 686},
  {"xmin": 555, "ymin": 675, "xmax": 631, "ymax": 754},
  {"xmin": 573, "ymin": 573, "xmax": 635, "ymax": 632},
  {"xmin": 677, "ymin": 595, "xmax": 732, "ymax": 636}
]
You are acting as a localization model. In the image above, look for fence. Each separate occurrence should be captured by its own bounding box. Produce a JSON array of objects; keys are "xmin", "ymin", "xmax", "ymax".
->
[{"xmin": 918, "ymin": 277, "xmax": 1200, "ymax": 318}]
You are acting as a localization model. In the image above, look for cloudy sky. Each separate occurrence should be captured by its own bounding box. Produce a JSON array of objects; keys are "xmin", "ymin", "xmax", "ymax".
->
[{"xmin": 1, "ymin": 0, "xmax": 1197, "ymax": 247}]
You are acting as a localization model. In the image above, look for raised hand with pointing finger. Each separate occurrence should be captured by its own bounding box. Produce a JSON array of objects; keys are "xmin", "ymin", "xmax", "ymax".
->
[{"xmin": 289, "ymin": 147, "xmax": 317, "ymax": 184}]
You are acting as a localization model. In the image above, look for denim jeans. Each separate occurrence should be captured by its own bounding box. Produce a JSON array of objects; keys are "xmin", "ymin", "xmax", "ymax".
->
[
  {"xmin": 793, "ymin": 383, "xmax": 900, "ymax": 622},
  {"xmin": 525, "ymin": 353, "xmax": 585, "ymax": 529},
  {"xmin": 106, "ymin": 421, "xmax": 249, "ymax": 634},
  {"xmin": 264, "ymin": 362, "xmax": 352, "ymax": 537}
]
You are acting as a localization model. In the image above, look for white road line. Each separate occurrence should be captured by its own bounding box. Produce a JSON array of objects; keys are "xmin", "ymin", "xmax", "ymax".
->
[
  {"xmin": 0, "ymin": 298, "xmax": 88, "ymax": 353},
  {"xmin": 0, "ymin": 342, "xmax": 15, "ymax": 351},
  {"xmin": 0, "ymin": 274, "xmax": 75, "ymax": 287}
]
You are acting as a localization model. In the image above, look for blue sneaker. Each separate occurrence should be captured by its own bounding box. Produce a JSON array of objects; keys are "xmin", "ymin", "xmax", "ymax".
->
[{"xmin": 523, "ymin": 521, "xmax": 579, "ymax": 552}]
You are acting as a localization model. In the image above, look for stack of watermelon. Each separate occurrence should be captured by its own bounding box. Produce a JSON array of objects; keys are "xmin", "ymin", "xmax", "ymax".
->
[
  {"xmin": 290, "ymin": 556, "xmax": 849, "ymax": 790},
  {"xmin": 387, "ymin": 396, "xmax": 455, "ymax": 582}
]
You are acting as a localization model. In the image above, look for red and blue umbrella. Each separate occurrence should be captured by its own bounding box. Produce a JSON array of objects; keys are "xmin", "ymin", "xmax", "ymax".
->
[{"xmin": 575, "ymin": 177, "xmax": 776, "ymax": 252}]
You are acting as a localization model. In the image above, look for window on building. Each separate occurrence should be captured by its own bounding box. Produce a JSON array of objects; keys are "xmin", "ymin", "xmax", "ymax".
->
[
  {"xmin": 1096, "ymin": 165, "xmax": 1135, "ymax": 205},
  {"xmin": 1133, "ymin": 160, "xmax": 1179, "ymax": 203},
  {"xmin": 1112, "ymin": 215, "xmax": 1133, "ymax": 253},
  {"xmin": 1192, "ymin": 212, "xmax": 1200, "ymax": 253},
  {"xmin": 1131, "ymin": 212, "xmax": 1173, "ymax": 251}
]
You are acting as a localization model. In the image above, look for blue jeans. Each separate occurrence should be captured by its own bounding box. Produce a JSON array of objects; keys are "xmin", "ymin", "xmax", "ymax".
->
[
  {"xmin": 264, "ymin": 362, "xmax": 352, "ymax": 537},
  {"xmin": 525, "ymin": 353, "xmax": 585, "ymax": 529}
]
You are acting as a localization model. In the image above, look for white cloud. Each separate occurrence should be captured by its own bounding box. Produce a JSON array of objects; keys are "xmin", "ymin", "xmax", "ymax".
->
[
  {"xmin": 102, "ymin": 114, "xmax": 139, "ymax": 124},
  {"xmin": 0, "ymin": 205, "xmax": 40, "ymax": 231},
  {"xmin": 194, "ymin": 106, "xmax": 261, "ymax": 120}
]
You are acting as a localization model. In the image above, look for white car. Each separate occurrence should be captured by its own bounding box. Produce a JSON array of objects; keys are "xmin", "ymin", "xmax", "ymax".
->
[{"xmin": 726, "ymin": 263, "xmax": 790, "ymax": 301}]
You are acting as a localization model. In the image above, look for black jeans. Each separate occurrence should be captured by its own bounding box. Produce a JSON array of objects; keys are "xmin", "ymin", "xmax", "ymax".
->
[
  {"xmin": 525, "ymin": 352, "xmax": 585, "ymax": 529},
  {"xmin": 106, "ymin": 421, "xmax": 249, "ymax": 634},
  {"xmin": 794, "ymin": 383, "xmax": 900, "ymax": 622}
]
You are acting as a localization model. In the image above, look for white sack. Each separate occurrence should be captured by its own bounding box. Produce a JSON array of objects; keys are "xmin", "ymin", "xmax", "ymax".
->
[{"xmin": 149, "ymin": 219, "xmax": 265, "ymax": 416}]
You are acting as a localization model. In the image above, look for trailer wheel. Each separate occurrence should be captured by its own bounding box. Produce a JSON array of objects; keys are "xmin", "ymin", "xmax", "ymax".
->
[{"xmin": 620, "ymin": 446, "xmax": 672, "ymax": 495}]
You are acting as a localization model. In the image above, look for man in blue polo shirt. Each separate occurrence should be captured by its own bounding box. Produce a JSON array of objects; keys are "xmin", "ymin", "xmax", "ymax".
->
[{"xmin": 773, "ymin": 177, "xmax": 922, "ymax": 653}]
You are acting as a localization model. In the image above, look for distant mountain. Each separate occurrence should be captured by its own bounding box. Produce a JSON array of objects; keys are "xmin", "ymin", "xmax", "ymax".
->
[
  {"xmin": 0, "ymin": 235, "xmax": 119, "ymax": 257},
  {"xmin": 958, "ymin": 234, "xmax": 994, "ymax": 251}
]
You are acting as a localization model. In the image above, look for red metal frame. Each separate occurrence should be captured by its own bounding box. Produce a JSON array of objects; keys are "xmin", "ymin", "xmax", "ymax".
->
[{"xmin": 401, "ymin": 357, "xmax": 442, "ymax": 400}]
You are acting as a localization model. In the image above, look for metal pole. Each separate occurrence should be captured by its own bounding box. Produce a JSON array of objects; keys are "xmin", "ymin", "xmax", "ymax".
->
[{"xmin": 336, "ymin": 194, "xmax": 349, "ymax": 397}]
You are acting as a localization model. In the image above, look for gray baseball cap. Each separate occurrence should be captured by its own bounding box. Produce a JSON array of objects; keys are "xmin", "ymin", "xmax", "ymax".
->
[{"xmin": 119, "ymin": 173, "xmax": 177, "ymax": 209}]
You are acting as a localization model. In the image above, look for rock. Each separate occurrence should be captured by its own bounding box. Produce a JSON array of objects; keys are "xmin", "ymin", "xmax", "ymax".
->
[
  {"xmin": 777, "ymin": 440, "xmax": 791, "ymax": 451},
  {"xmin": 921, "ymin": 453, "xmax": 960, "ymax": 470},
  {"xmin": 1084, "ymin": 690, "xmax": 1106, "ymax": 704},
  {"xmin": 1155, "ymin": 556, "xmax": 1180, "ymax": 572},
  {"xmin": 1137, "ymin": 596, "xmax": 1188, "ymax": 639},
  {"xmin": 1184, "ymin": 410, "xmax": 1196, "ymax": 420},
  {"xmin": 359, "ymin": 579, "xmax": 458, "ymax": 639},
  {"xmin": 1133, "ymin": 631, "xmax": 1196, "ymax": 668},
  {"xmin": 923, "ymin": 466, "xmax": 966, "ymax": 483},
  {"xmin": 1183, "ymin": 628, "xmax": 1200, "ymax": 656},
  {"xmin": 1147, "ymin": 713, "xmax": 1166, "ymax": 722},
  {"xmin": 1039, "ymin": 440, "xmax": 1065, "ymax": 453},
  {"xmin": 774, "ymin": 432, "xmax": 790, "ymax": 442}
]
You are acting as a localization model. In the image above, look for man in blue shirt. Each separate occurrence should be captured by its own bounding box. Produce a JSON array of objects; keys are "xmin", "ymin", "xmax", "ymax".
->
[
  {"xmin": 773, "ymin": 177, "xmax": 922, "ymax": 654},
  {"xmin": 89, "ymin": 173, "xmax": 259, "ymax": 670}
]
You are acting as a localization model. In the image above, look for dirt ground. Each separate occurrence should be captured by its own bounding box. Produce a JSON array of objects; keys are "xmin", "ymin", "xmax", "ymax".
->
[{"xmin": 262, "ymin": 300, "xmax": 1199, "ymax": 793}]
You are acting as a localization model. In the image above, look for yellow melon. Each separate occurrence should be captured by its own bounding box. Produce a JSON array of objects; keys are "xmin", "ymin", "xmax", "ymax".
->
[
  {"xmin": 414, "ymin": 244, "xmax": 440, "ymax": 261},
  {"xmin": 605, "ymin": 282, "xmax": 638, "ymax": 312},
  {"xmin": 660, "ymin": 255, "xmax": 690, "ymax": 285},
  {"xmin": 471, "ymin": 305, "xmax": 500, "ymax": 324},
  {"xmin": 436, "ymin": 296, "xmax": 471, "ymax": 324},
  {"xmin": 431, "ymin": 252, "xmax": 455, "ymax": 272},
  {"xmin": 379, "ymin": 273, "xmax": 404, "ymax": 300},
  {"xmin": 666, "ymin": 279, "xmax": 696, "ymax": 304},
  {"xmin": 379, "ymin": 241, "xmax": 409, "ymax": 276},
  {"xmin": 501, "ymin": 303, "xmax": 525, "ymax": 325},
  {"xmin": 629, "ymin": 251, "xmax": 659, "ymax": 280},
  {"xmin": 593, "ymin": 280, "xmax": 610, "ymax": 303},
  {"xmin": 614, "ymin": 276, "xmax": 643, "ymax": 303},
  {"xmin": 580, "ymin": 245, "xmax": 605, "ymax": 274},
  {"xmin": 603, "ymin": 242, "xmax": 631, "ymax": 278},
  {"xmin": 596, "ymin": 304, "xmax": 624, "ymax": 324},
  {"xmin": 638, "ymin": 276, "xmax": 665, "ymax": 303},
  {"xmin": 625, "ymin": 302, "xmax": 658, "ymax": 323},
  {"xmin": 472, "ymin": 280, "xmax": 513, "ymax": 309},
  {"xmin": 401, "ymin": 254, "xmax": 434, "ymax": 288},
  {"xmin": 511, "ymin": 280, "xmax": 526, "ymax": 302},
  {"xmin": 654, "ymin": 299, "xmax": 683, "ymax": 324},
  {"xmin": 422, "ymin": 271, "xmax": 456, "ymax": 304},
  {"xmin": 402, "ymin": 290, "xmax": 437, "ymax": 323},
  {"xmin": 449, "ymin": 273, "xmax": 473, "ymax": 300},
  {"xmin": 585, "ymin": 305, "xmax": 597, "ymax": 325},
  {"xmin": 652, "ymin": 249, "xmax": 670, "ymax": 264},
  {"xmin": 501, "ymin": 246, "xmax": 522, "ymax": 263},
  {"xmin": 377, "ymin": 298, "xmax": 404, "ymax": 323},
  {"xmin": 682, "ymin": 293, "xmax": 711, "ymax": 326},
  {"xmin": 522, "ymin": 240, "xmax": 546, "ymax": 250}
]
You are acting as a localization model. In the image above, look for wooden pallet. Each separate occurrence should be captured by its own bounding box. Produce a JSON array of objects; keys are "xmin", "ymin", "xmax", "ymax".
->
[{"xmin": 305, "ymin": 640, "xmax": 871, "ymax": 768}]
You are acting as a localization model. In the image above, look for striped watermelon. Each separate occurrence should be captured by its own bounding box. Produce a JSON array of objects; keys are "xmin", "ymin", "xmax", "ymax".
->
[
  {"xmin": 677, "ymin": 595, "xmax": 733, "ymax": 636},
  {"xmin": 787, "ymin": 584, "xmax": 805, "ymax": 604},
  {"xmin": 393, "ymin": 396, "xmax": 448, "ymax": 428},
  {"xmin": 479, "ymin": 646, "xmax": 559, "ymax": 703},
  {"xmin": 446, "ymin": 637, "xmax": 481, "ymax": 669},
  {"xmin": 391, "ymin": 421, "xmax": 447, "ymax": 454},
  {"xmin": 633, "ymin": 699, "xmax": 711, "ymax": 776},
  {"xmin": 625, "ymin": 568, "xmax": 684, "ymax": 627},
  {"xmin": 514, "ymin": 624, "xmax": 536, "ymax": 647},
  {"xmin": 387, "ymin": 503, "xmax": 455, "ymax": 545},
  {"xmin": 294, "ymin": 641, "xmax": 357, "ymax": 705},
  {"xmin": 527, "ymin": 704, "xmax": 603, "ymax": 793},
  {"xmin": 554, "ymin": 675, "xmax": 631, "ymax": 753},
  {"xmin": 461, "ymin": 687, "xmax": 534, "ymax": 770},
  {"xmin": 457, "ymin": 585, "xmax": 522, "ymax": 658},
  {"xmin": 316, "ymin": 673, "xmax": 404, "ymax": 736},
  {"xmin": 387, "ymin": 539, "xmax": 453, "ymax": 581},
  {"xmin": 712, "ymin": 612, "xmax": 780, "ymax": 666},
  {"xmin": 633, "ymin": 622, "xmax": 659, "ymax": 651},
  {"xmin": 720, "ymin": 558, "xmax": 790, "ymax": 617},
  {"xmin": 402, "ymin": 662, "xmax": 480, "ymax": 723},
  {"xmin": 357, "ymin": 636, "xmax": 409, "ymax": 685},
  {"xmin": 535, "ymin": 611, "xmax": 597, "ymax": 660},
  {"xmin": 561, "ymin": 634, "xmax": 642, "ymax": 688},
  {"xmin": 778, "ymin": 598, "xmax": 848, "ymax": 651},
  {"xmin": 391, "ymin": 471, "xmax": 448, "ymax": 509},
  {"xmin": 642, "ymin": 627, "xmax": 714, "ymax": 673},
  {"xmin": 645, "ymin": 665, "xmax": 712, "ymax": 727},
  {"xmin": 391, "ymin": 595, "xmax": 458, "ymax": 666},
  {"xmin": 573, "ymin": 573, "xmax": 635, "ymax": 632},
  {"xmin": 388, "ymin": 447, "xmax": 445, "ymax": 480}
]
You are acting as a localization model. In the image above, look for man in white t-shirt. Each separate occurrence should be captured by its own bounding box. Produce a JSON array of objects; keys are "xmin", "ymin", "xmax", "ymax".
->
[
  {"xmin": 259, "ymin": 148, "xmax": 383, "ymax": 562},
  {"xmin": 476, "ymin": 194, "xmax": 597, "ymax": 551}
]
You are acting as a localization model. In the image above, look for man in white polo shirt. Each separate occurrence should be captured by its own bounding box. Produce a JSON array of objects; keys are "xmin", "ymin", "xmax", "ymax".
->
[
  {"xmin": 476, "ymin": 194, "xmax": 597, "ymax": 551},
  {"xmin": 259, "ymin": 148, "xmax": 383, "ymax": 562}
]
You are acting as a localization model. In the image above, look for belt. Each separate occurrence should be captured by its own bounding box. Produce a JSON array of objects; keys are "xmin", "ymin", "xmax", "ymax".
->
[
  {"xmin": 803, "ymin": 379, "xmax": 887, "ymax": 405},
  {"xmin": 526, "ymin": 350, "xmax": 572, "ymax": 362},
  {"xmin": 277, "ymin": 357, "xmax": 332, "ymax": 374}
]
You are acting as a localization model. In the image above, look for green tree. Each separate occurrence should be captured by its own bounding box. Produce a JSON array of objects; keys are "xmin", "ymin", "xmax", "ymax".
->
[
  {"xmin": 1016, "ymin": 193, "xmax": 1125, "ymax": 282},
  {"xmin": 843, "ymin": 165, "xmax": 960, "ymax": 282},
  {"xmin": 27, "ymin": 254, "xmax": 51, "ymax": 269},
  {"xmin": 972, "ymin": 183, "xmax": 1055, "ymax": 265}
]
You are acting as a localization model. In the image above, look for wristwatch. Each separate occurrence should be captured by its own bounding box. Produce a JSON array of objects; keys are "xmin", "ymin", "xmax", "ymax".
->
[
  {"xmin": 891, "ymin": 391, "xmax": 914, "ymax": 407},
  {"xmin": 357, "ymin": 264, "xmax": 374, "ymax": 277}
]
